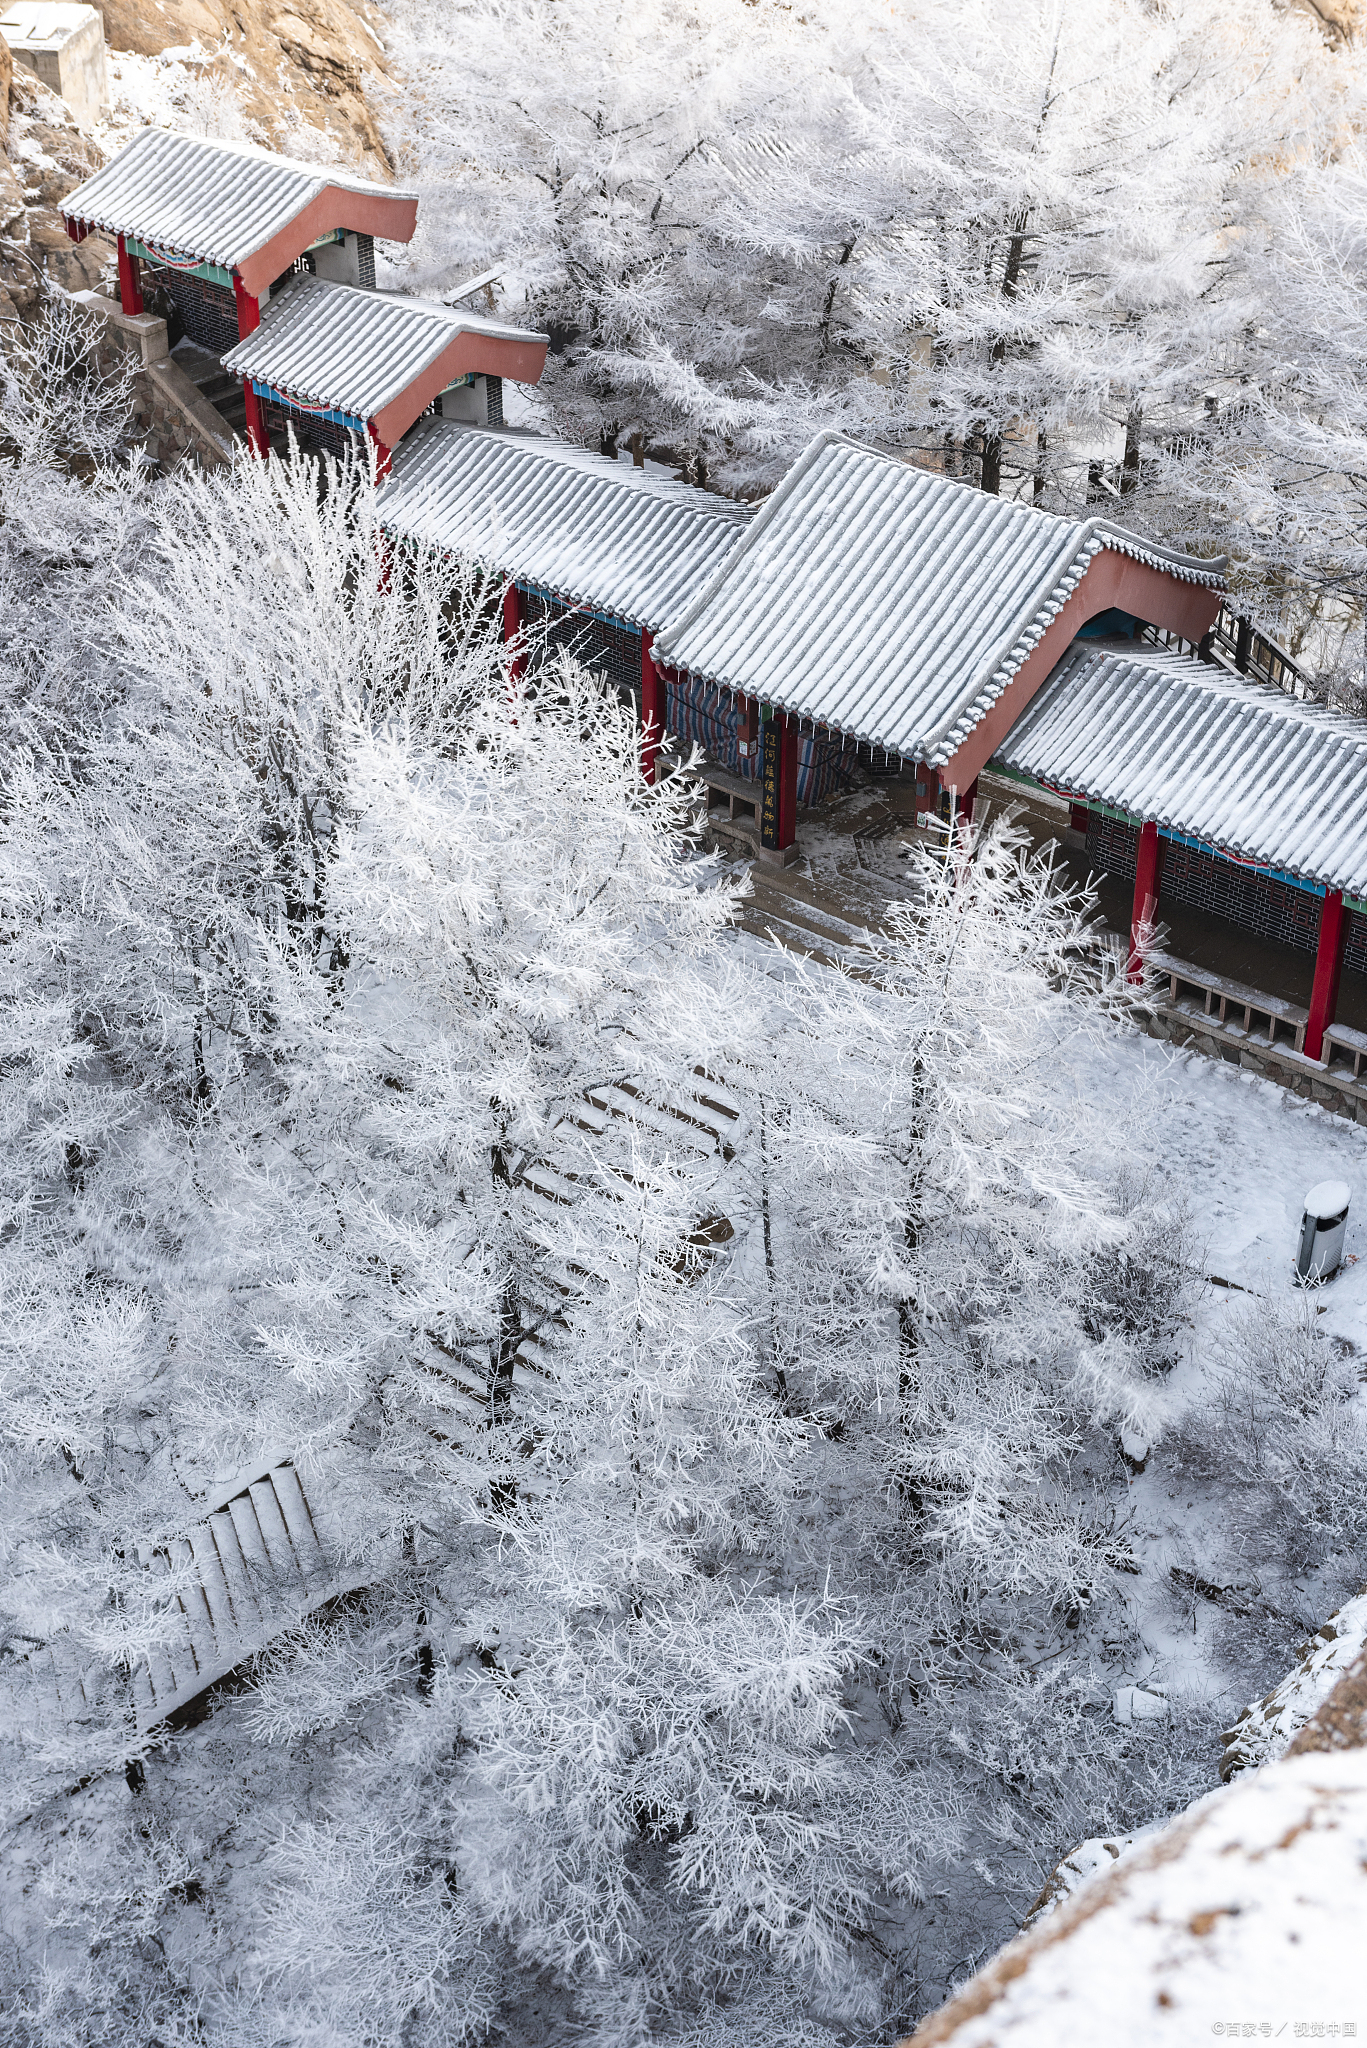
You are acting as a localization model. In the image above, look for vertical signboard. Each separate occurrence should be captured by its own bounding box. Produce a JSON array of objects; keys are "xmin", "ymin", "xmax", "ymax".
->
[{"xmin": 760, "ymin": 712, "xmax": 780, "ymax": 849}]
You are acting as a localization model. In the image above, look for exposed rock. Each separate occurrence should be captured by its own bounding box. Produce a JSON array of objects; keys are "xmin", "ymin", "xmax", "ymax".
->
[
  {"xmin": 1019, "ymin": 1834, "xmax": 1142, "ymax": 1934},
  {"xmin": 1293, "ymin": 0, "xmax": 1364, "ymax": 47},
  {"xmin": 903, "ymin": 1636, "xmax": 1367, "ymax": 2046},
  {"xmin": 1218, "ymin": 1586, "xmax": 1367, "ymax": 1781},
  {"xmin": 96, "ymin": 0, "xmax": 396, "ymax": 172},
  {"xmin": 0, "ymin": 70, "xmax": 110, "ymax": 329}
]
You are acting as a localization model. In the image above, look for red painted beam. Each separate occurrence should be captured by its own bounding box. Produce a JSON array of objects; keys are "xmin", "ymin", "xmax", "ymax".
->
[
  {"xmin": 1127, "ymin": 820, "xmax": 1162, "ymax": 984},
  {"xmin": 116, "ymin": 233, "xmax": 143, "ymax": 316},
  {"xmin": 936, "ymin": 550, "xmax": 1223, "ymax": 794},
  {"xmin": 640, "ymin": 629, "xmax": 662, "ymax": 785},
  {"xmin": 1305, "ymin": 890, "xmax": 1347, "ymax": 1064},
  {"xmin": 233, "ymin": 187, "xmax": 419, "ymax": 299},
  {"xmin": 371, "ymin": 333, "xmax": 549, "ymax": 451}
]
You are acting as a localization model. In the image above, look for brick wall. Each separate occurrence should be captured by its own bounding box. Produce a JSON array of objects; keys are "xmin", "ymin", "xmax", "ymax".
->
[
  {"xmin": 262, "ymin": 403, "xmax": 358, "ymax": 462},
  {"xmin": 145, "ymin": 266, "xmax": 239, "ymax": 356},
  {"xmin": 1085, "ymin": 809, "xmax": 1365, "ymax": 968},
  {"xmin": 521, "ymin": 590, "xmax": 642, "ymax": 710}
]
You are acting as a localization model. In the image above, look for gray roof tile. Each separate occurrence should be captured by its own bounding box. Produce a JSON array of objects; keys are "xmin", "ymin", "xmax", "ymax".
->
[
  {"xmin": 62, "ymin": 127, "xmax": 417, "ymax": 281},
  {"xmin": 996, "ymin": 641, "xmax": 1367, "ymax": 896},
  {"xmin": 377, "ymin": 420, "xmax": 750, "ymax": 633},
  {"xmin": 654, "ymin": 433, "xmax": 1225, "ymax": 765},
  {"xmin": 222, "ymin": 274, "xmax": 546, "ymax": 425}
]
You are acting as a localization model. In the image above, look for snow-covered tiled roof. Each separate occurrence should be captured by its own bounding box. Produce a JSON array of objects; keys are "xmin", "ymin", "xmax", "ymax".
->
[
  {"xmin": 62, "ymin": 128, "xmax": 418, "ymax": 294},
  {"xmin": 996, "ymin": 640, "xmax": 1367, "ymax": 896},
  {"xmin": 222, "ymin": 275, "xmax": 548, "ymax": 435},
  {"xmin": 377, "ymin": 419, "xmax": 751, "ymax": 633},
  {"xmin": 653, "ymin": 432, "xmax": 1225, "ymax": 766}
]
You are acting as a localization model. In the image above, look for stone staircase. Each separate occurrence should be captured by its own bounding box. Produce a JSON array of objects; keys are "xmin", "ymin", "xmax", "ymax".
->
[
  {"xmin": 131, "ymin": 1460, "xmax": 387, "ymax": 1731},
  {"xmin": 171, "ymin": 338, "xmax": 249, "ymax": 443},
  {"xmin": 736, "ymin": 860, "xmax": 888, "ymax": 971},
  {"xmin": 5, "ymin": 1057, "xmax": 751, "ymax": 1752}
]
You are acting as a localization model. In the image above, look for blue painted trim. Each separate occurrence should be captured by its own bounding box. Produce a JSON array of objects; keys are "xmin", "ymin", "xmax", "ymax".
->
[
  {"xmin": 514, "ymin": 581, "xmax": 642, "ymax": 639},
  {"xmin": 252, "ymin": 383, "xmax": 366, "ymax": 434},
  {"xmin": 998, "ymin": 766, "xmax": 1343, "ymax": 901},
  {"xmin": 129, "ymin": 237, "xmax": 233, "ymax": 287},
  {"xmin": 1156, "ymin": 825, "xmax": 1325, "ymax": 898}
]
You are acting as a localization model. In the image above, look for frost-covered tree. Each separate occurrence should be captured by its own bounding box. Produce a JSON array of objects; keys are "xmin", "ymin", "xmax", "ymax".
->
[
  {"xmin": 384, "ymin": 0, "xmax": 1338, "ymax": 507},
  {"xmin": 0, "ymin": 429, "xmax": 1306, "ymax": 2044},
  {"xmin": 1173, "ymin": 151, "xmax": 1367, "ymax": 689}
]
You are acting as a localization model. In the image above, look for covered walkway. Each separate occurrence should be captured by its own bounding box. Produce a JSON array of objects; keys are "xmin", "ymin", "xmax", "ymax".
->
[{"xmin": 996, "ymin": 637, "xmax": 1367, "ymax": 1061}]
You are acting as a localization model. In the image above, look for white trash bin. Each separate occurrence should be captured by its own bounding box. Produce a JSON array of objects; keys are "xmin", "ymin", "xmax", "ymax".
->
[{"xmin": 1295, "ymin": 1179, "xmax": 1351, "ymax": 1283}]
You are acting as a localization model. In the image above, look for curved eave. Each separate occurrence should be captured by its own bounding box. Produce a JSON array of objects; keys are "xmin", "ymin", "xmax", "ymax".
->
[{"xmin": 60, "ymin": 183, "xmax": 419, "ymax": 296}]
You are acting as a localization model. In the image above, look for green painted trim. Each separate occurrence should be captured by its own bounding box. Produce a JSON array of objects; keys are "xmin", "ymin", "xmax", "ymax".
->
[{"xmin": 128, "ymin": 237, "xmax": 233, "ymax": 288}]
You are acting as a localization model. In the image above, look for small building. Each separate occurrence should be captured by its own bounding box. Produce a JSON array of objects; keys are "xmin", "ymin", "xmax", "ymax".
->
[
  {"xmin": 653, "ymin": 429, "xmax": 1225, "ymax": 863},
  {"xmin": 377, "ymin": 418, "xmax": 750, "ymax": 766},
  {"xmin": 0, "ymin": 2, "xmax": 107, "ymax": 128},
  {"xmin": 61, "ymin": 128, "xmax": 418, "ymax": 450},
  {"xmin": 220, "ymin": 274, "xmax": 549, "ymax": 468}
]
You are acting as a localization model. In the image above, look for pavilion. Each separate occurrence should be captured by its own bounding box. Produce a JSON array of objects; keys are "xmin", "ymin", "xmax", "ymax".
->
[
  {"xmin": 376, "ymin": 417, "xmax": 750, "ymax": 774},
  {"xmin": 995, "ymin": 639, "xmax": 1367, "ymax": 1059},
  {"xmin": 653, "ymin": 431, "xmax": 1226, "ymax": 860},
  {"xmin": 62, "ymin": 127, "xmax": 419, "ymax": 454},
  {"xmin": 221, "ymin": 276, "xmax": 549, "ymax": 472}
]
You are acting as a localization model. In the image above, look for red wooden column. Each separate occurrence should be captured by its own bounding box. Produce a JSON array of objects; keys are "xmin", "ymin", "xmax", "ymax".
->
[
  {"xmin": 240, "ymin": 380, "xmax": 269, "ymax": 458},
  {"xmin": 777, "ymin": 714, "xmax": 799, "ymax": 853},
  {"xmin": 1127, "ymin": 820, "xmax": 1162, "ymax": 983},
  {"xmin": 640, "ymin": 628, "xmax": 662, "ymax": 785},
  {"xmin": 1069, "ymin": 801, "xmax": 1089, "ymax": 834},
  {"xmin": 1305, "ymin": 890, "xmax": 1348, "ymax": 1063},
  {"xmin": 232, "ymin": 272, "xmax": 259, "ymax": 340},
  {"xmin": 736, "ymin": 694, "xmax": 758, "ymax": 772},
  {"xmin": 231, "ymin": 274, "xmax": 270, "ymax": 458},
  {"xmin": 115, "ymin": 233, "xmax": 143, "ymax": 316},
  {"xmin": 366, "ymin": 423, "xmax": 392, "ymax": 480},
  {"xmin": 503, "ymin": 583, "xmax": 523, "ymax": 683}
]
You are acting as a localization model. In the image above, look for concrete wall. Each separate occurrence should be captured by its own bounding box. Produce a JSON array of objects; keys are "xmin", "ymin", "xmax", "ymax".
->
[{"xmin": 0, "ymin": 4, "xmax": 108, "ymax": 128}]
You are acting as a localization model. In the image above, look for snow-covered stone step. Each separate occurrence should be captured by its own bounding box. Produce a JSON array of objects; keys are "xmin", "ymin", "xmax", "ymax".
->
[
  {"xmin": 130, "ymin": 1462, "xmax": 398, "ymax": 1732},
  {"xmin": 270, "ymin": 1465, "xmax": 325, "ymax": 1584}
]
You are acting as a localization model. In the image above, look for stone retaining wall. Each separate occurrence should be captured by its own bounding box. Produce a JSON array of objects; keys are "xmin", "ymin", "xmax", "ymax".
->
[
  {"xmin": 74, "ymin": 289, "xmax": 234, "ymax": 472},
  {"xmin": 1137, "ymin": 997, "xmax": 1367, "ymax": 1125}
]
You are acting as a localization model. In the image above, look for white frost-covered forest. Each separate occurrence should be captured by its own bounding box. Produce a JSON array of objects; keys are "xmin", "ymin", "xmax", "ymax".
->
[{"xmin": 3, "ymin": 4, "xmax": 1367, "ymax": 2045}]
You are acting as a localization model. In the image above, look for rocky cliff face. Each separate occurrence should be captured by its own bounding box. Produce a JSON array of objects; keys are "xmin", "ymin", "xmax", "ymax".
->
[
  {"xmin": 0, "ymin": 0, "xmax": 395, "ymax": 335},
  {"xmin": 95, "ymin": 0, "xmax": 396, "ymax": 172},
  {"xmin": 1, "ymin": 64, "xmax": 110, "ymax": 332}
]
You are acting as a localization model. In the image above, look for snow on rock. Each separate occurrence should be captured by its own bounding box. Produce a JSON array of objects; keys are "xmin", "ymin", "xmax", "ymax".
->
[
  {"xmin": 1219, "ymin": 1587, "xmax": 1367, "ymax": 1782},
  {"xmin": 94, "ymin": 0, "xmax": 395, "ymax": 172},
  {"xmin": 0, "ymin": 69, "xmax": 108, "ymax": 327},
  {"xmin": 905, "ymin": 1745, "xmax": 1367, "ymax": 2045},
  {"xmin": 1019, "ymin": 1835, "xmax": 1141, "ymax": 1934},
  {"xmin": 1112, "ymin": 1684, "xmax": 1169, "ymax": 1726}
]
